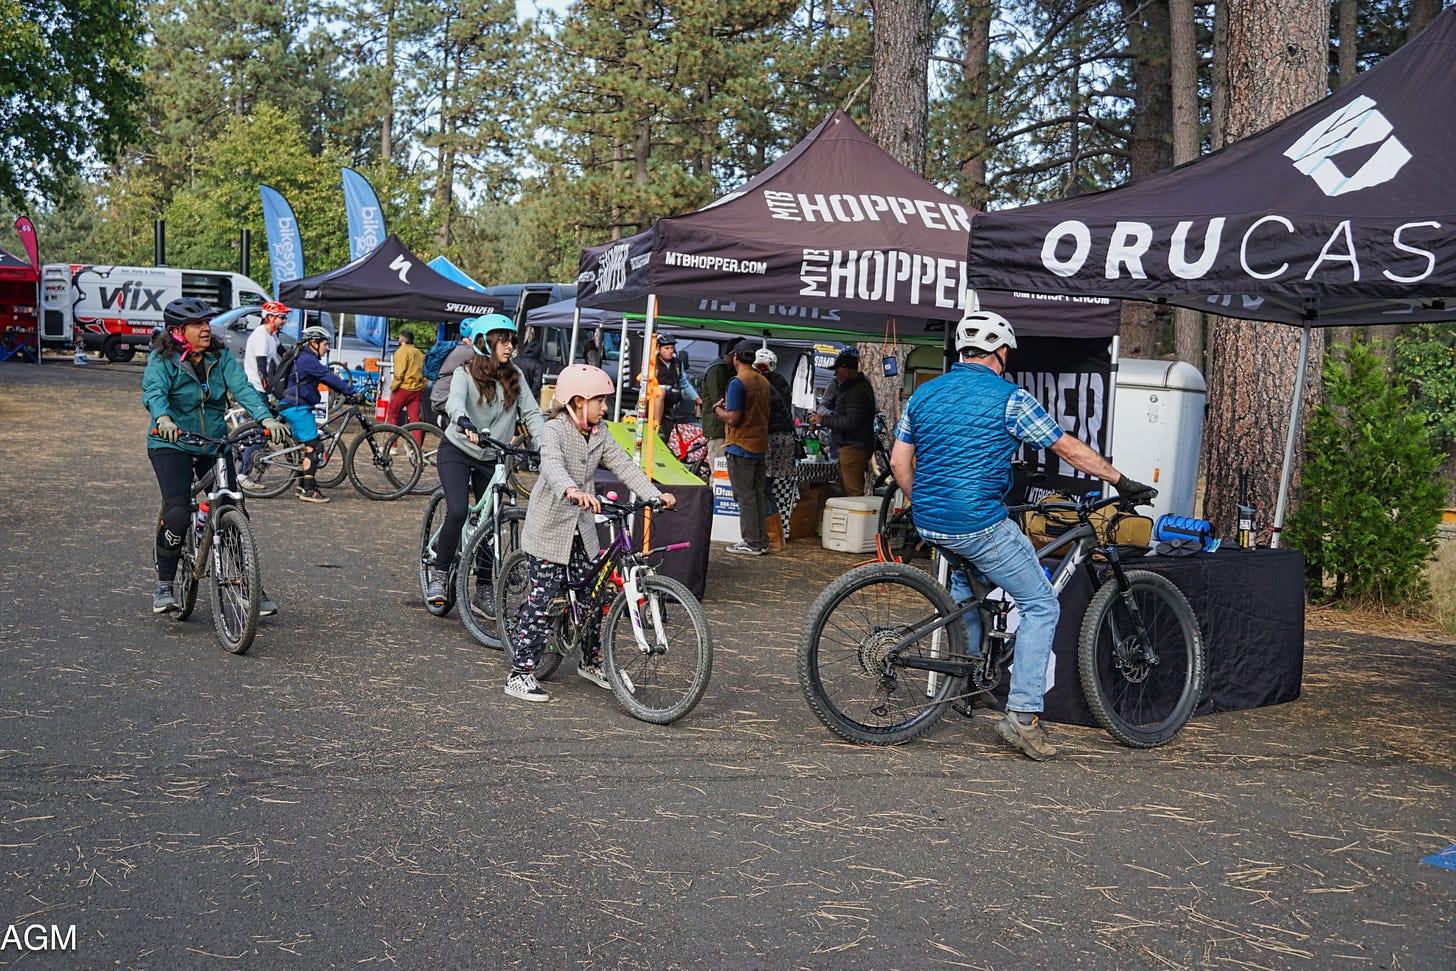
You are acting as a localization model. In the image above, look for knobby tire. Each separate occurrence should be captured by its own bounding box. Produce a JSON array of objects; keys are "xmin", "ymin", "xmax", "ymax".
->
[
  {"xmin": 208, "ymin": 506, "xmax": 261, "ymax": 654},
  {"xmin": 797, "ymin": 562, "xmax": 968, "ymax": 745},
  {"xmin": 1078, "ymin": 569, "xmax": 1204, "ymax": 747},
  {"xmin": 458, "ymin": 506, "xmax": 526, "ymax": 649},
  {"xmin": 418, "ymin": 489, "xmax": 456, "ymax": 616},
  {"xmin": 601, "ymin": 574, "xmax": 712, "ymax": 725},
  {"xmin": 346, "ymin": 425, "xmax": 422, "ymax": 500}
]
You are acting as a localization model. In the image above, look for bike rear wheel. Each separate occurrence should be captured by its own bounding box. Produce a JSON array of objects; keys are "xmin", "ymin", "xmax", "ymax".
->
[
  {"xmin": 315, "ymin": 436, "xmax": 348, "ymax": 489},
  {"xmin": 346, "ymin": 425, "xmax": 422, "ymax": 500},
  {"xmin": 1078, "ymin": 569, "xmax": 1204, "ymax": 747},
  {"xmin": 494, "ymin": 549, "xmax": 568, "ymax": 678},
  {"xmin": 418, "ymin": 489, "xmax": 456, "ymax": 616},
  {"xmin": 233, "ymin": 421, "xmax": 301, "ymax": 498},
  {"xmin": 398, "ymin": 422, "xmax": 442, "ymax": 495},
  {"xmin": 458, "ymin": 506, "xmax": 526, "ymax": 649},
  {"xmin": 173, "ymin": 526, "xmax": 199, "ymax": 620},
  {"xmin": 875, "ymin": 484, "xmax": 926, "ymax": 561},
  {"xmin": 208, "ymin": 506, "xmax": 261, "ymax": 654},
  {"xmin": 601, "ymin": 574, "xmax": 712, "ymax": 725},
  {"xmin": 797, "ymin": 562, "xmax": 968, "ymax": 745}
]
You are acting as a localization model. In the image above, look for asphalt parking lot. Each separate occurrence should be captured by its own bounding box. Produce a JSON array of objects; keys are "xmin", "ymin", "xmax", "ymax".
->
[{"xmin": 1, "ymin": 359, "xmax": 1453, "ymax": 969}]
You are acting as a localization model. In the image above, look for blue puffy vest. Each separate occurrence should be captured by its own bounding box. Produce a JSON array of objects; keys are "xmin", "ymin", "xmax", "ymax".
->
[{"xmin": 904, "ymin": 362, "xmax": 1021, "ymax": 536}]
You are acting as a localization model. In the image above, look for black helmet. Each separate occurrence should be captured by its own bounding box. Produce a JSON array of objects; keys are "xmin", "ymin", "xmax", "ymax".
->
[
  {"xmin": 657, "ymin": 334, "xmax": 677, "ymax": 347},
  {"xmin": 163, "ymin": 296, "xmax": 217, "ymax": 329}
]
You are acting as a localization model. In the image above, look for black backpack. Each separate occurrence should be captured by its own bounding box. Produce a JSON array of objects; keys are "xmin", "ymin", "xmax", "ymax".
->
[{"xmin": 264, "ymin": 344, "xmax": 304, "ymax": 400}]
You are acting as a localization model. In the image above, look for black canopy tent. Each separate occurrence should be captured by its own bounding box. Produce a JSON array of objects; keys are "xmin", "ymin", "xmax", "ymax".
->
[
  {"xmin": 578, "ymin": 110, "xmax": 1119, "ymax": 343},
  {"xmin": 965, "ymin": 9, "xmax": 1456, "ymax": 542},
  {"xmin": 280, "ymin": 234, "xmax": 504, "ymax": 323}
]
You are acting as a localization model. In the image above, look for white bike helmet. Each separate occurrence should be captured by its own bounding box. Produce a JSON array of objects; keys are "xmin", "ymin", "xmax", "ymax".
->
[{"xmin": 955, "ymin": 309, "xmax": 1017, "ymax": 355}]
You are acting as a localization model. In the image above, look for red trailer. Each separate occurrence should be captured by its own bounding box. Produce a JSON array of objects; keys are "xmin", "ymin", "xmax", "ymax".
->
[{"xmin": 0, "ymin": 248, "xmax": 40, "ymax": 363}]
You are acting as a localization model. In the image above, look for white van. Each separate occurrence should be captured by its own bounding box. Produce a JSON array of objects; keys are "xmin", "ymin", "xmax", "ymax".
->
[{"xmin": 39, "ymin": 263, "xmax": 272, "ymax": 362}]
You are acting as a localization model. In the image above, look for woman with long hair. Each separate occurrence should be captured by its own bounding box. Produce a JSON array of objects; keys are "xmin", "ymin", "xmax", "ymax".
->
[
  {"xmin": 141, "ymin": 297, "xmax": 291, "ymax": 615},
  {"xmin": 425, "ymin": 313, "xmax": 545, "ymax": 610}
]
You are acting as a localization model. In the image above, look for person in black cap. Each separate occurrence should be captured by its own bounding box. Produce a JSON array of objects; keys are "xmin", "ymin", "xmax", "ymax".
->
[
  {"xmin": 651, "ymin": 333, "xmax": 699, "ymax": 444},
  {"xmin": 710, "ymin": 340, "xmax": 772, "ymax": 554},
  {"xmin": 809, "ymin": 347, "xmax": 877, "ymax": 496}
]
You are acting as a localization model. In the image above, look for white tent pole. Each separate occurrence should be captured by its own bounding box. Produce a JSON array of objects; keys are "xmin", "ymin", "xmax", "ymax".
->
[
  {"xmin": 1103, "ymin": 335, "xmax": 1120, "ymax": 494},
  {"xmin": 1270, "ymin": 323, "xmax": 1312, "ymax": 550},
  {"xmin": 568, "ymin": 307, "xmax": 581, "ymax": 364},
  {"xmin": 612, "ymin": 304, "xmax": 631, "ymax": 421}
]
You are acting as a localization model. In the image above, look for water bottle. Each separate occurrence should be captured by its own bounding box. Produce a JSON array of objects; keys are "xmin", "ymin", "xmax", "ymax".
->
[{"xmin": 194, "ymin": 502, "xmax": 209, "ymax": 539}]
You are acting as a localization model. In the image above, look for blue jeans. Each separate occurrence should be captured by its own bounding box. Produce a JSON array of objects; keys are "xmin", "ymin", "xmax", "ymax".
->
[{"xmin": 935, "ymin": 517, "xmax": 1059, "ymax": 715}]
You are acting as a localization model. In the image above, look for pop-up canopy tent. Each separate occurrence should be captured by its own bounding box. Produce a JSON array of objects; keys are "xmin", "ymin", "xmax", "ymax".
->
[
  {"xmin": 0, "ymin": 248, "xmax": 40, "ymax": 363},
  {"xmin": 280, "ymin": 235, "xmax": 503, "ymax": 323},
  {"xmin": 964, "ymin": 8, "xmax": 1456, "ymax": 541},
  {"xmin": 577, "ymin": 110, "xmax": 1119, "ymax": 343}
]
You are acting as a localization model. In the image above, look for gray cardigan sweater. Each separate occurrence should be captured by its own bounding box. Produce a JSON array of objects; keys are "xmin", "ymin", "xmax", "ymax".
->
[
  {"xmin": 522, "ymin": 413, "xmax": 663, "ymax": 565},
  {"xmin": 443, "ymin": 364, "xmax": 544, "ymax": 460}
]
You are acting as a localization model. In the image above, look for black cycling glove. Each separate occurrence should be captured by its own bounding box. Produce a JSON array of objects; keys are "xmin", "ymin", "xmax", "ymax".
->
[{"xmin": 1115, "ymin": 474, "xmax": 1157, "ymax": 501}]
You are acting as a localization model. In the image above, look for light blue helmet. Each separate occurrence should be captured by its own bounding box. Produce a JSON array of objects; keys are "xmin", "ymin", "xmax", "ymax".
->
[{"xmin": 461, "ymin": 313, "xmax": 516, "ymax": 354}]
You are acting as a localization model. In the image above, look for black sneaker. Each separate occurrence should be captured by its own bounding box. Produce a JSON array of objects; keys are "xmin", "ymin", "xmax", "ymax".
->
[
  {"xmin": 259, "ymin": 590, "xmax": 279, "ymax": 617},
  {"xmin": 425, "ymin": 570, "xmax": 448, "ymax": 607},
  {"xmin": 470, "ymin": 586, "xmax": 492, "ymax": 616},
  {"xmin": 153, "ymin": 583, "xmax": 179, "ymax": 615},
  {"xmin": 296, "ymin": 488, "xmax": 330, "ymax": 503}
]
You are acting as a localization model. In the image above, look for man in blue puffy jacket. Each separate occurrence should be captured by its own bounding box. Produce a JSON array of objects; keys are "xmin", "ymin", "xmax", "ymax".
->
[
  {"xmin": 889, "ymin": 306, "xmax": 1152, "ymax": 761},
  {"xmin": 278, "ymin": 325, "xmax": 360, "ymax": 502}
]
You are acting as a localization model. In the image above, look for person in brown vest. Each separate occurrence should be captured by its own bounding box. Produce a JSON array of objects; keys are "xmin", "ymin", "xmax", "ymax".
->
[{"xmin": 711, "ymin": 340, "xmax": 772, "ymax": 555}]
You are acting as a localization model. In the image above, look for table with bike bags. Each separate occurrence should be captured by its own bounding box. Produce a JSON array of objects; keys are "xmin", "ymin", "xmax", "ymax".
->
[{"xmin": 990, "ymin": 546, "xmax": 1306, "ymax": 726}]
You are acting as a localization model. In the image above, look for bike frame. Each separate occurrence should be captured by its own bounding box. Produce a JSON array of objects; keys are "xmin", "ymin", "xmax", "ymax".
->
[
  {"xmin": 887, "ymin": 505, "xmax": 1141, "ymax": 679},
  {"xmin": 558, "ymin": 504, "xmax": 690, "ymax": 655}
]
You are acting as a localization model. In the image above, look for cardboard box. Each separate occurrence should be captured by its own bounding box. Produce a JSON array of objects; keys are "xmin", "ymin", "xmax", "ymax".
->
[{"xmin": 790, "ymin": 484, "xmax": 832, "ymax": 540}]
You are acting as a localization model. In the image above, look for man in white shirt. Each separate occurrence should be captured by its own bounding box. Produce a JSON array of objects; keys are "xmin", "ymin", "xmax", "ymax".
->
[
  {"xmin": 244, "ymin": 301, "xmax": 289, "ymax": 392},
  {"xmin": 239, "ymin": 301, "xmax": 289, "ymax": 492}
]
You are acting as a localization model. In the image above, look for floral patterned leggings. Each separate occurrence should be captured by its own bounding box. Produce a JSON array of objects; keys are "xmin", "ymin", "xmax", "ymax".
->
[{"xmin": 509, "ymin": 544, "xmax": 602, "ymax": 674}]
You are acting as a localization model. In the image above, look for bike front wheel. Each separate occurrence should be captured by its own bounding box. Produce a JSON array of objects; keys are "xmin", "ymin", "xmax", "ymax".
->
[
  {"xmin": 418, "ymin": 489, "xmax": 455, "ymax": 616},
  {"xmin": 398, "ymin": 422, "xmax": 442, "ymax": 495},
  {"xmin": 315, "ymin": 437, "xmax": 348, "ymax": 489},
  {"xmin": 208, "ymin": 506, "xmax": 261, "ymax": 654},
  {"xmin": 797, "ymin": 562, "xmax": 968, "ymax": 745},
  {"xmin": 458, "ymin": 506, "xmax": 526, "ymax": 649},
  {"xmin": 601, "ymin": 574, "xmax": 712, "ymax": 724},
  {"xmin": 1078, "ymin": 570, "xmax": 1204, "ymax": 748},
  {"xmin": 346, "ymin": 425, "xmax": 422, "ymax": 500}
]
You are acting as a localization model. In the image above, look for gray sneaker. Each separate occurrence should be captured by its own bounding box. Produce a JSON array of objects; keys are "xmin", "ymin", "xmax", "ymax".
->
[
  {"xmin": 470, "ymin": 586, "xmax": 493, "ymax": 616},
  {"xmin": 505, "ymin": 671, "xmax": 551, "ymax": 703},
  {"xmin": 258, "ymin": 590, "xmax": 278, "ymax": 617},
  {"xmin": 996, "ymin": 713, "xmax": 1057, "ymax": 761},
  {"xmin": 425, "ymin": 570, "xmax": 448, "ymax": 607},
  {"xmin": 153, "ymin": 583, "xmax": 179, "ymax": 615}
]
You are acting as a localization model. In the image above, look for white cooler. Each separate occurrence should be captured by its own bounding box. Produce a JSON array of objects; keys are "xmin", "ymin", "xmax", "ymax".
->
[{"xmin": 821, "ymin": 496, "xmax": 881, "ymax": 553}]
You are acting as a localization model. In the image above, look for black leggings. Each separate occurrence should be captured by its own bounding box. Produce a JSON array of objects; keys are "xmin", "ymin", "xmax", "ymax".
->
[
  {"xmin": 150, "ymin": 449, "xmax": 214, "ymax": 582},
  {"xmin": 435, "ymin": 437, "xmax": 496, "ymax": 569}
]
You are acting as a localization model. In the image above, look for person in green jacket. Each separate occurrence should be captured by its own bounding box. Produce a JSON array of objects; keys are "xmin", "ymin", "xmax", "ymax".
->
[
  {"xmin": 142, "ymin": 297, "xmax": 292, "ymax": 616},
  {"xmin": 698, "ymin": 345, "xmax": 736, "ymax": 470}
]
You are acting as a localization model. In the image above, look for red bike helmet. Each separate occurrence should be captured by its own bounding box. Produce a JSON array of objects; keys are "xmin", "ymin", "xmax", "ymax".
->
[{"xmin": 261, "ymin": 300, "xmax": 289, "ymax": 317}]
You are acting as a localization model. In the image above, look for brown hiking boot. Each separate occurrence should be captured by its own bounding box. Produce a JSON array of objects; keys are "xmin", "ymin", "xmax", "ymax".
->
[{"xmin": 996, "ymin": 713, "xmax": 1057, "ymax": 761}]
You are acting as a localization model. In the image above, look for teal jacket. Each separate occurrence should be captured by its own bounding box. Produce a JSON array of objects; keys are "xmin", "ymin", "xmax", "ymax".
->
[{"xmin": 142, "ymin": 348, "xmax": 274, "ymax": 456}]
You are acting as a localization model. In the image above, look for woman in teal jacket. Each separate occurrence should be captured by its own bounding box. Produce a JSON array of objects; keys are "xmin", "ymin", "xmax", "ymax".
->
[{"xmin": 142, "ymin": 297, "xmax": 290, "ymax": 616}]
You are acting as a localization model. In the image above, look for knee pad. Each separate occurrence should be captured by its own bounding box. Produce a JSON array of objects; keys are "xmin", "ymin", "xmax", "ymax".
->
[{"xmin": 157, "ymin": 495, "xmax": 190, "ymax": 553}]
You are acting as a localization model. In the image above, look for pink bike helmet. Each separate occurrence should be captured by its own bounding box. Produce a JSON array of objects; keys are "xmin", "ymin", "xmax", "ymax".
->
[{"xmin": 555, "ymin": 364, "xmax": 615, "ymax": 403}]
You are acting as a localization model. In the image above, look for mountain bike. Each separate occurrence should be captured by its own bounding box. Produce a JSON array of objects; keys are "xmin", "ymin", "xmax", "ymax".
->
[
  {"xmin": 234, "ymin": 400, "xmax": 422, "ymax": 500},
  {"xmin": 495, "ymin": 495, "xmax": 712, "ymax": 724},
  {"xmin": 417, "ymin": 434, "xmax": 535, "ymax": 649},
  {"xmin": 396, "ymin": 421, "xmax": 442, "ymax": 495},
  {"xmin": 163, "ymin": 427, "xmax": 271, "ymax": 654},
  {"xmin": 798, "ymin": 491, "xmax": 1204, "ymax": 748}
]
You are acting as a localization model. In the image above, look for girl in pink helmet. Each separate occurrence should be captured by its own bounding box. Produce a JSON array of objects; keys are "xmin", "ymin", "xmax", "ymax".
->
[{"xmin": 506, "ymin": 364, "xmax": 676, "ymax": 702}]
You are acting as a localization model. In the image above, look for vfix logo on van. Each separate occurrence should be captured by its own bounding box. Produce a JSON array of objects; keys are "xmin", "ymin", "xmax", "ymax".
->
[{"xmin": 98, "ymin": 282, "xmax": 166, "ymax": 312}]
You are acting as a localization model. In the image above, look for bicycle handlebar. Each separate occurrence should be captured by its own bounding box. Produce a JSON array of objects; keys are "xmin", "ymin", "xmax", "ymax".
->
[
  {"xmin": 154, "ymin": 427, "xmax": 272, "ymax": 449},
  {"xmin": 594, "ymin": 495, "xmax": 670, "ymax": 517},
  {"xmin": 1008, "ymin": 488, "xmax": 1157, "ymax": 518}
]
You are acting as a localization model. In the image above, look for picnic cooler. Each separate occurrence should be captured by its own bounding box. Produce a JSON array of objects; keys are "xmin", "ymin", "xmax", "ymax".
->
[{"xmin": 821, "ymin": 496, "xmax": 881, "ymax": 553}]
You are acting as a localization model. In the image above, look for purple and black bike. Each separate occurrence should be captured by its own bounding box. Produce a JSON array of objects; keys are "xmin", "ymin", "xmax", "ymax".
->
[{"xmin": 494, "ymin": 495, "xmax": 712, "ymax": 724}]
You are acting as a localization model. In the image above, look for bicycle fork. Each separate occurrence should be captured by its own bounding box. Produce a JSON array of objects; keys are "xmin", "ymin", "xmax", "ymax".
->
[{"xmin": 622, "ymin": 565, "xmax": 668, "ymax": 655}]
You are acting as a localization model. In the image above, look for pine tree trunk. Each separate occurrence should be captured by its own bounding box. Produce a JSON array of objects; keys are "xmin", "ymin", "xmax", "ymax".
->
[
  {"xmin": 1169, "ymin": 0, "xmax": 1203, "ymax": 369},
  {"xmin": 1201, "ymin": 0, "xmax": 1327, "ymax": 541},
  {"xmin": 1119, "ymin": 0, "xmax": 1173, "ymax": 359},
  {"xmin": 956, "ymin": 0, "xmax": 992, "ymax": 211},
  {"xmin": 869, "ymin": 0, "xmax": 932, "ymax": 173},
  {"xmin": 381, "ymin": 0, "xmax": 395, "ymax": 163}
]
